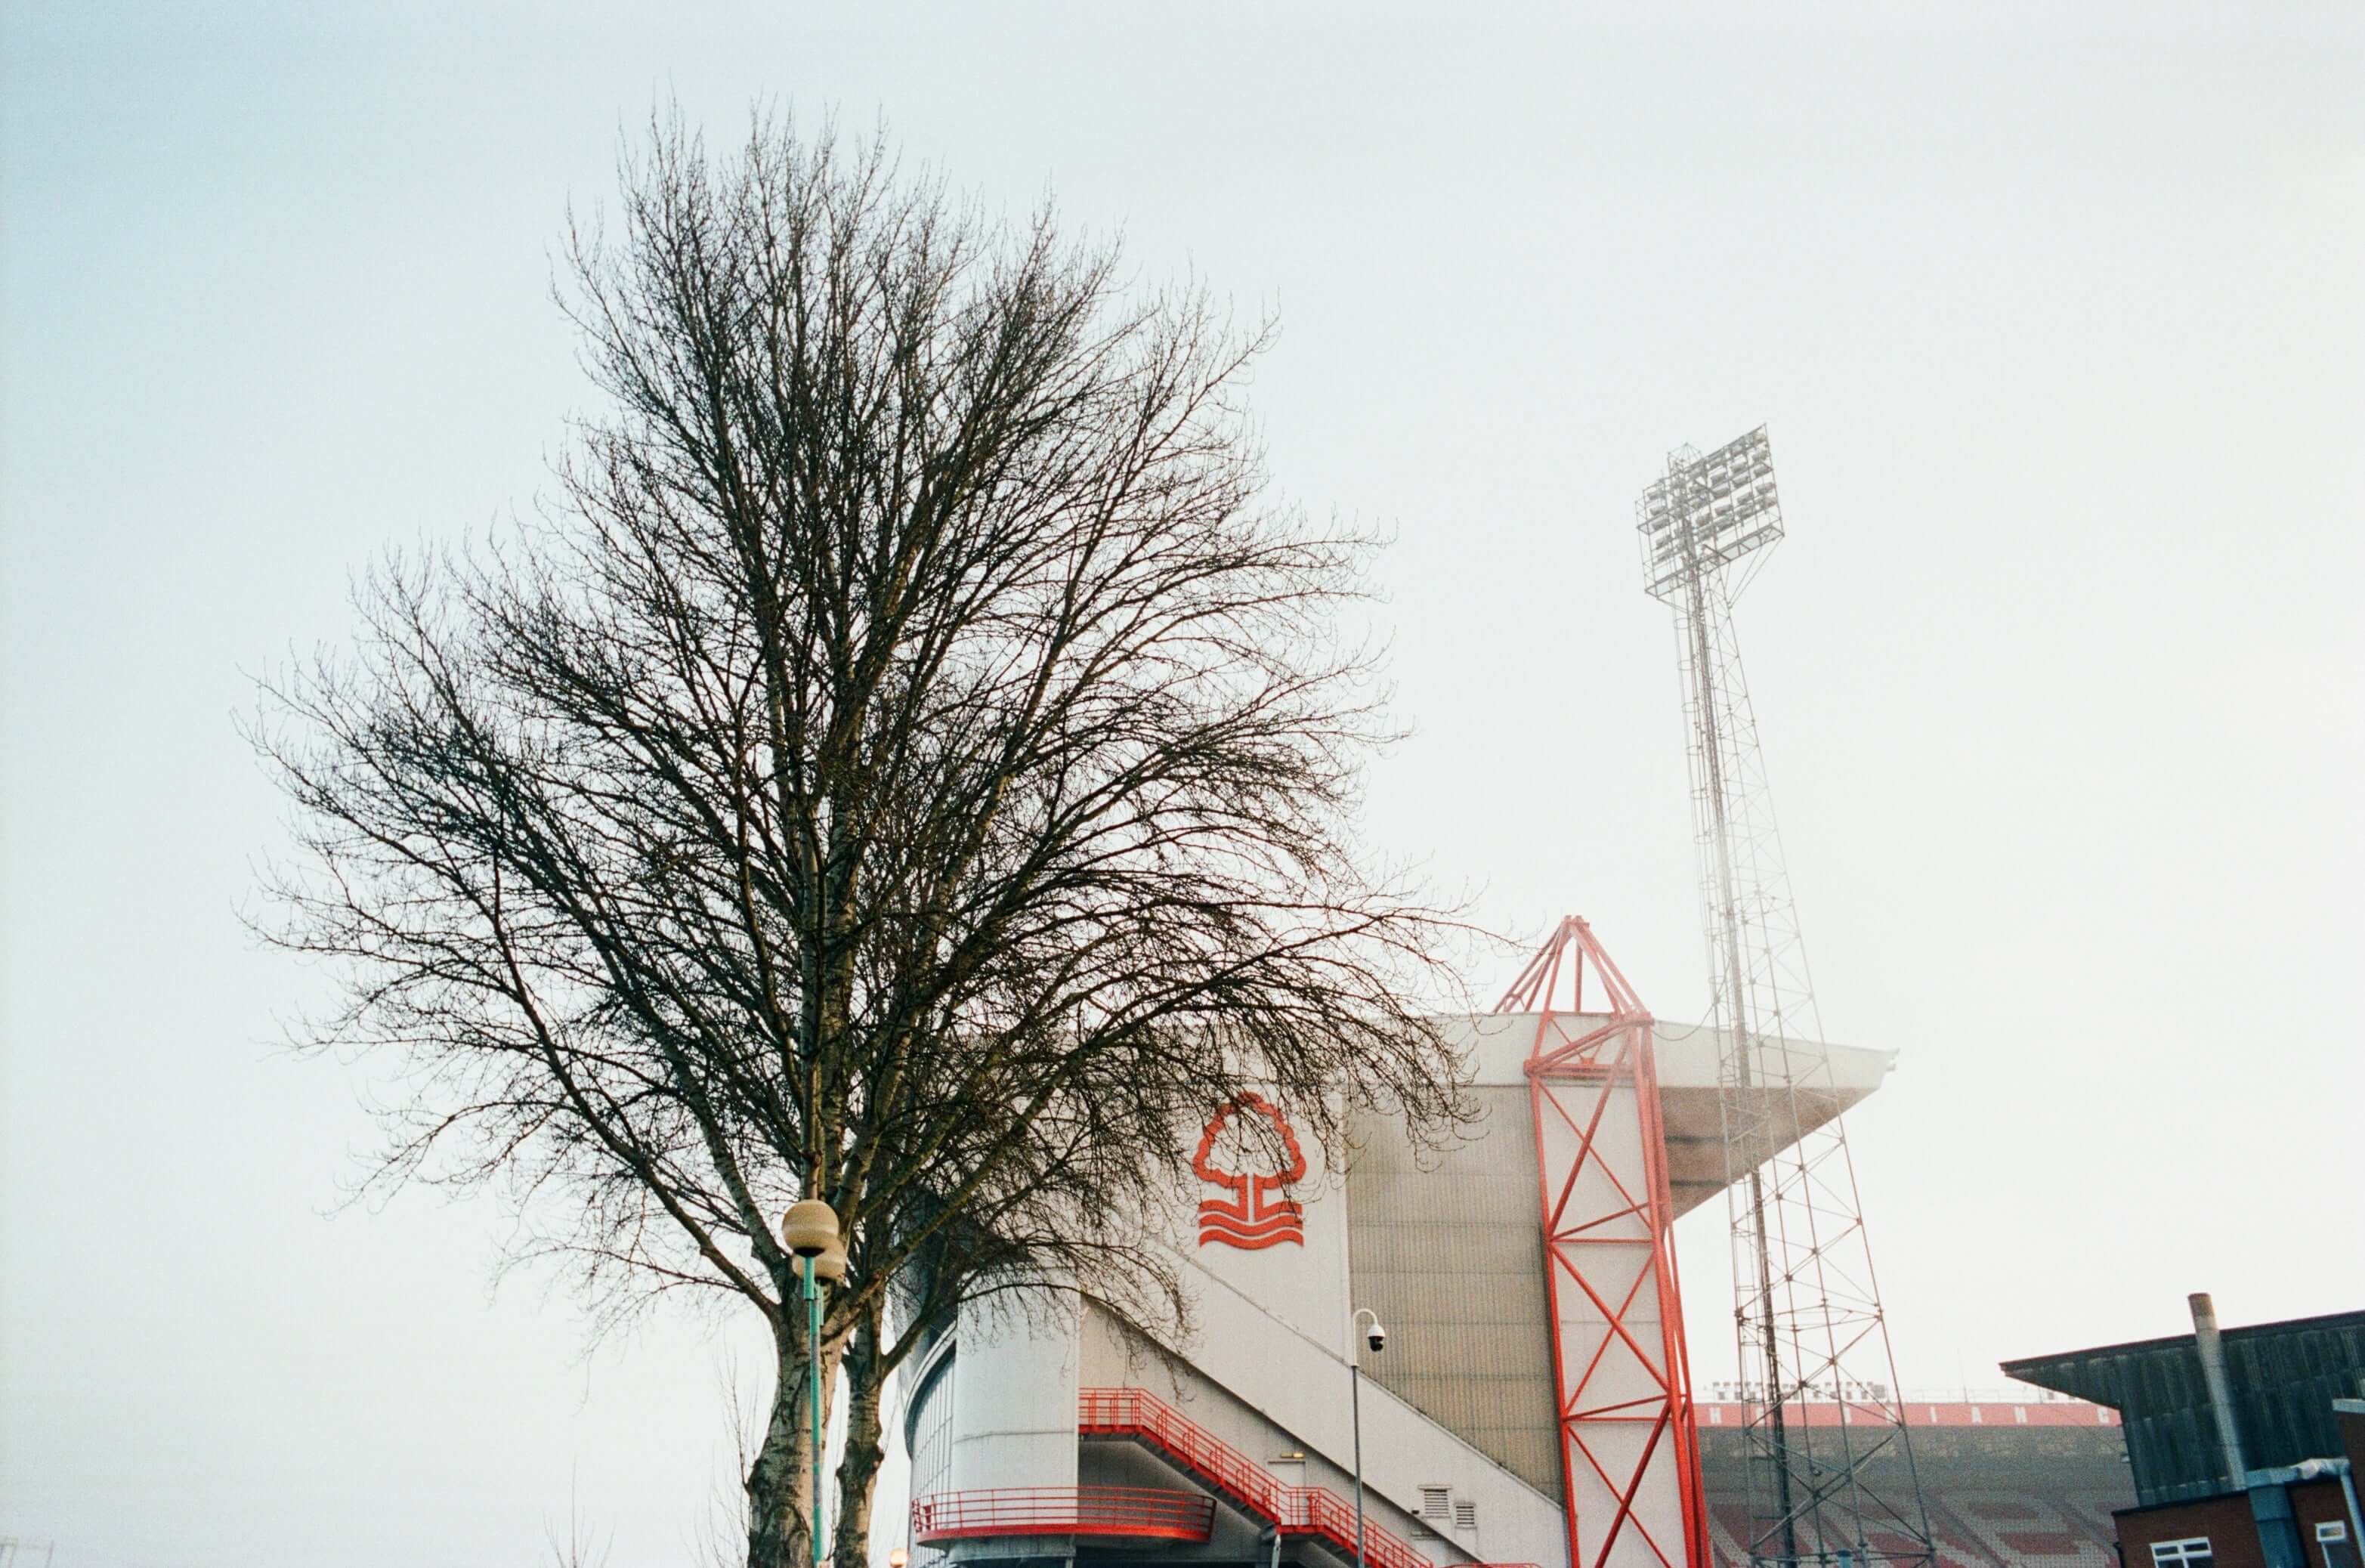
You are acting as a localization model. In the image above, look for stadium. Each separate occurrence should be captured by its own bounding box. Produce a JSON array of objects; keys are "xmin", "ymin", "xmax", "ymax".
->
[
  {"xmin": 882, "ymin": 432, "xmax": 2159, "ymax": 1568},
  {"xmin": 894, "ymin": 919, "xmax": 2128, "ymax": 1568}
]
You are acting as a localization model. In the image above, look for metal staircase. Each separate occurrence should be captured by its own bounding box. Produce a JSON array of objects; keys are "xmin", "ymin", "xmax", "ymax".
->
[{"xmin": 1080, "ymin": 1386, "xmax": 1539, "ymax": 1568}]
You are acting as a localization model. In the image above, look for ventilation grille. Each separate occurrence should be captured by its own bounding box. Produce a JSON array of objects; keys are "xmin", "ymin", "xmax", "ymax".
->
[{"xmin": 1454, "ymin": 1501, "xmax": 1476, "ymax": 1531}]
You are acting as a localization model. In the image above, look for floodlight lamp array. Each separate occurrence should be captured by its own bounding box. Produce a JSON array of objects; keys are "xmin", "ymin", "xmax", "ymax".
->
[{"xmin": 1637, "ymin": 424, "xmax": 1784, "ymax": 601}]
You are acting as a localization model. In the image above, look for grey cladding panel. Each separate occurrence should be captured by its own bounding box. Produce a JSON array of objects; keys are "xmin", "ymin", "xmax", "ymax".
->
[{"xmin": 1346, "ymin": 1087, "xmax": 1562, "ymax": 1501}]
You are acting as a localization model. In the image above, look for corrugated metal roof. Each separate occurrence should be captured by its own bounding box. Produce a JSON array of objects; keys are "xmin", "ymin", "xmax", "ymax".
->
[{"xmin": 2000, "ymin": 1309, "xmax": 2365, "ymax": 1507}]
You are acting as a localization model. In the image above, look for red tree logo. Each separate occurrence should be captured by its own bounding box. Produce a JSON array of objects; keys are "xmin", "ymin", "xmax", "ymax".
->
[{"xmin": 1192, "ymin": 1094, "xmax": 1308, "ymax": 1249}]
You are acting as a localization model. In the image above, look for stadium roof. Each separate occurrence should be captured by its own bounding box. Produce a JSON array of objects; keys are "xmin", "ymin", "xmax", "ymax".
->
[{"xmin": 2002, "ymin": 1307, "xmax": 2365, "ymax": 1508}]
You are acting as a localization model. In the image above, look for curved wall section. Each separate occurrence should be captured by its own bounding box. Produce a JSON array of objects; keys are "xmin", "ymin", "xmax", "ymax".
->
[{"xmin": 949, "ymin": 1279, "xmax": 1081, "ymax": 1494}]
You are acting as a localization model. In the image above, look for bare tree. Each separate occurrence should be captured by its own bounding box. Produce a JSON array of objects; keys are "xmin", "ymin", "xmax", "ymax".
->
[{"xmin": 252, "ymin": 113, "xmax": 1472, "ymax": 1568}]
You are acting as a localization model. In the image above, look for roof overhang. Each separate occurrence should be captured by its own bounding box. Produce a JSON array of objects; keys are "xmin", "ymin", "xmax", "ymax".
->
[{"xmin": 1439, "ymin": 1010, "xmax": 1898, "ymax": 1219}]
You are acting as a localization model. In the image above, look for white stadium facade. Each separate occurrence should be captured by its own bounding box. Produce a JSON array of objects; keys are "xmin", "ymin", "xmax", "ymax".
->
[{"xmin": 893, "ymin": 919, "xmax": 1928, "ymax": 1568}]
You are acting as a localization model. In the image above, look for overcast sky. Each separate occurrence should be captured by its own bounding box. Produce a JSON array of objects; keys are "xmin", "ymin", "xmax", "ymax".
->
[{"xmin": 4, "ymin": 4, "xmax": 2360, "ymax": 1565}]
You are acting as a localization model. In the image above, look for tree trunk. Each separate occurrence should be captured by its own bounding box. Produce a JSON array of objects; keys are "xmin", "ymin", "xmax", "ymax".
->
[
  {"xmin": 748, "ymin": 1304, "xmax": 838, "ymax": 1568},
  {"xmin": 830, "ymin": 1309, "xmax": 891, "ymax": 1568}
]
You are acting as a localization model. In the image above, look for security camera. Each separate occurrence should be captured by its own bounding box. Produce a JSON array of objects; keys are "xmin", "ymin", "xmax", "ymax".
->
[{"xmin": 1366, "ymin": 1322, "xmax": 1387, "ymax": 1354}]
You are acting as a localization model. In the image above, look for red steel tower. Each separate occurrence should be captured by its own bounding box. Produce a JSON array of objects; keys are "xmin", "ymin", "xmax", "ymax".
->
[{"xmin": 1499, "ymin": 917, "xmax": 1710, "ymax": 1568}]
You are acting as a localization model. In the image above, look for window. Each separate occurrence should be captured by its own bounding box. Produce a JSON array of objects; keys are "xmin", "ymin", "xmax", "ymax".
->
[
  {"xmin": 2152, "ymin": 1540, "xmax": 2212, "ymax": 1567},
  {"xmin": 906, "ymin": 1355, "xmax": 957, "ymax": 1565}
]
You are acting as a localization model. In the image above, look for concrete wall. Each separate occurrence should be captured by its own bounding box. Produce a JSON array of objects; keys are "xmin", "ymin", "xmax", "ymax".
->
[
  {"xmin": 950, "ymin": 1279, "xmax": 1080, "ymax": 1492},
  {"xmin": 1185, "ymin": 1090, "xmax": 1355, "ymax": 1370}
]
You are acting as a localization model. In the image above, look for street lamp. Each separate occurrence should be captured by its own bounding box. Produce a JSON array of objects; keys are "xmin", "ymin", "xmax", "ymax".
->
[
  {"xmin": 783, "ymin": 1197, "xmax": 846, "ymax": 1567},
  {"xmin": 1350, "ymin": 1307, "xmax": 1387, "ymax": 1568}
]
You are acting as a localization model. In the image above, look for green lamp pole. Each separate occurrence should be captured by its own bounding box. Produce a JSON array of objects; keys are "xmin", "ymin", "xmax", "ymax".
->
[
  {"xmin": 783, "ymin": 1198, "xmax": 845, "ymax": 1568},
  {"xmin": 1349, "ymin": 1307, "xmax": 1387, "ymax": 1568}
]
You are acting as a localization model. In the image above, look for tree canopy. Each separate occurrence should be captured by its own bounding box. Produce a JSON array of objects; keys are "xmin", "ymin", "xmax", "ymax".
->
[{"xmin": 253, "ymin": 115, "xmax": 1471, "ymax": 1567}]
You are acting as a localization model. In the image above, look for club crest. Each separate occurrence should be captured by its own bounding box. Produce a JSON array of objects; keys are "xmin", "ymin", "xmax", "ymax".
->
[{"xmin": 1192, "ymin": 1094, "xmax": 1307, "ymax": 1249}]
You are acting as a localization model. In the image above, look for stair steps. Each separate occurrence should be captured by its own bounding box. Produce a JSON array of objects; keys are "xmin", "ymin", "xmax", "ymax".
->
[{"xmin": 1080, "ymin": 1386, "xmax": 1536, "ymax": 1568}]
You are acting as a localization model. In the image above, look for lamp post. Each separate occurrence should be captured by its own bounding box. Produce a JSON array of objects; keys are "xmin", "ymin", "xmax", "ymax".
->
[
  {"xmin": 1350, "ymin": 1307, "xmax": 1387, "ymax": 1568},
  {"xmin": 783, "ymin": 1198, "xmax": 846, "ymax": 1567}
]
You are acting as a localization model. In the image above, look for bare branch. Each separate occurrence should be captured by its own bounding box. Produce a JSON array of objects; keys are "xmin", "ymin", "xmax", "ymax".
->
[{"xmin": 251, "ymin": 109, "xmax": 1476, "ymax": 1568}]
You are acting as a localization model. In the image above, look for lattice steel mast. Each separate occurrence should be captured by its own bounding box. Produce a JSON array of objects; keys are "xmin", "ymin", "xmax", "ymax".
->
[{"xmin": 1637, "ymin": 428, "xmax": 1933, "ymax": 1568}]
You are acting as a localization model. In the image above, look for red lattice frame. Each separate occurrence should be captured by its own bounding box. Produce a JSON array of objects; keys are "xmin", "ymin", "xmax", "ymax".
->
[{"xmin": 1499, "ymin": 917, "xmax": 1708, "ymax": 1568}]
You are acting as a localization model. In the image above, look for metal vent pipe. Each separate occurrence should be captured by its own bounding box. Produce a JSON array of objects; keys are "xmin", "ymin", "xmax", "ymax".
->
[{"xmin": 2189, "ymin": 1292, "xmax": 2250, "ymax": 1489}]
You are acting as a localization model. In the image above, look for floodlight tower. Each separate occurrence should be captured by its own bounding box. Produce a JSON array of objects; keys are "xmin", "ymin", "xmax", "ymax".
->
[{"xmin": 1637, "ymin": 428, "xmax": 1933, "ymax": 1568}]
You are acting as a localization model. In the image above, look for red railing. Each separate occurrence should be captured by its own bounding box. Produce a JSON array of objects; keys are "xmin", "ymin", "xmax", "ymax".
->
[
  {"xmin": 911, "ymin": 1485, "xmax": 1217, "ymax": 1544},
  {"xmin": 1082, "ymin": 1386, "xmax": 1465, "ymax": 1568},
  {"xmin": 1082, "ymin": 1385, "xmax": 1293, "ymax": 1519}
]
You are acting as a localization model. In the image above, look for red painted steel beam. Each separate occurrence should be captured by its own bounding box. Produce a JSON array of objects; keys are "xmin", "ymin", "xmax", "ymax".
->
[{"xmin": 1505, "ymin": 918, "xmax": 1709, "ymax": 1568}]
